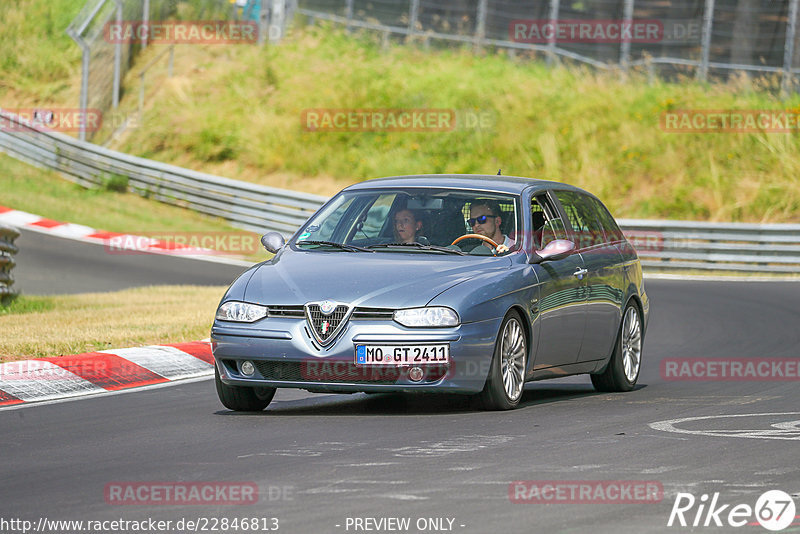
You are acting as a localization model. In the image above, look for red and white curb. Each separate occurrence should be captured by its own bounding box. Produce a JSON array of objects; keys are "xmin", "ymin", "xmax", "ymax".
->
[
  {"xmin": 0, "ymin": 205, "xmax": 250, "ymax": 266},
  {"xmin": 0, "ymin": 342, "xmax": 214, "ymax": 407}
]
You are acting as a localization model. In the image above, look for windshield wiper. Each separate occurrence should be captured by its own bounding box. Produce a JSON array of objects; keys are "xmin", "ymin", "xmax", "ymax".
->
[
  {"xmin": 366, "ymin": 242, "xmax": 465, "ymax": 255},
  {"xmin": 296, "ymin": 240, "xmax": 374, "ymax": 252}
]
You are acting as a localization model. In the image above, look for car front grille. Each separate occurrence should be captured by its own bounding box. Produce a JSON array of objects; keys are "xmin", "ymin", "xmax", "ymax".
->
[
  {"xmin": 267, "ymin": 305, "xmax": 304, "ymax": 317},
  {"xmin": 305, "ymin": 303, "xmax": 350, "ymax": 345},
  {"xmin": 351, "ymin": 307, "xmax": 394, "ymax": 320}
]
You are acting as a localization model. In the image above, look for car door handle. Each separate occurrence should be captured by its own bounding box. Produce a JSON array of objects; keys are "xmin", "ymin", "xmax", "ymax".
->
[{"xmin": 573, "ymin": 267, "xmax": 588, "ymax": 279}]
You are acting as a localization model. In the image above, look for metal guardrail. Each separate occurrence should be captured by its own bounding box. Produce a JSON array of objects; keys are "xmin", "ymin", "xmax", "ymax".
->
[
  {"xmin": 0, "ymin": 110, "xmax": 327, "ymax": 237},
  {"xmin": 0, "ymin": 224, "xmax": 20, "ymax": 304},
  {"xmin": 0, "ymin": 110, "xmax": 798, "ymax": 274},
  {"xmin": 619, "ymin": 219, "xmax": 800, "ymax": 273}
]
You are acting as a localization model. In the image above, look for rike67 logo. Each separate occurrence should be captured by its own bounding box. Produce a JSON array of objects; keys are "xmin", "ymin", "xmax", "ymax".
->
[{"xmin": 668, "ymin": 490, "xmax": 797, "ymax": 531}]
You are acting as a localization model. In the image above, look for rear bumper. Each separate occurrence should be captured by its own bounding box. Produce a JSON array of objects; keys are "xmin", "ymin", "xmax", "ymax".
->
[{"xmin": 211, "ymin": 316, "xmax": 503, "ymax": 394}]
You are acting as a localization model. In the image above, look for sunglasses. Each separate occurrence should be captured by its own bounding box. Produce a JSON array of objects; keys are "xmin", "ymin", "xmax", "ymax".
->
[{"xmin": 467, "ymin": 214, "xmax": 497, "ymax": 226}]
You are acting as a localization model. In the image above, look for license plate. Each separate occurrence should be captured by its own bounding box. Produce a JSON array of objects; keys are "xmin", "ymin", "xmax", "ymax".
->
[{"xmin": 355, "ymin": 344, "xmax": 450, "ymax": 366}]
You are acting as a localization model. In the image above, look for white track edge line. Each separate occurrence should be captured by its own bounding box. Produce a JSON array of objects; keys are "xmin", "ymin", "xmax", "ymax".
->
[{"xmin": 0, "ymin": 372, "xmax": 214, "ymax": 412}]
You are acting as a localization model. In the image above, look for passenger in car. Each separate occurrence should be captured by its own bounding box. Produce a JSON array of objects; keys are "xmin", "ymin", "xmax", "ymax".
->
[{"xmin": 393, "ymin": 208, "xmax": 425, "ymax": 243}]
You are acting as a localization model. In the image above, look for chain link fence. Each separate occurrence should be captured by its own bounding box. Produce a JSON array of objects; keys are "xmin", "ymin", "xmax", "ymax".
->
[
  {"xmin": 66, "ymin": 0, "xmax": 239, "ymax": 142},
  {"xmin": 295, "ymin": 0, "xmax": 800, "ymax": 91}
]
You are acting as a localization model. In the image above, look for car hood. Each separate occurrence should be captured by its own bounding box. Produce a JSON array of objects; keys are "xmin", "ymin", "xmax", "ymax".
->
[{"xmin": 244, "ymin": 249, "xmax": 513, "ymax": 308}]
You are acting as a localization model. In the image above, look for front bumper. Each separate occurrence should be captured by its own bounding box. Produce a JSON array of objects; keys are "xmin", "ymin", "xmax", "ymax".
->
[{"xmin": 211, "ymin": 315, "xmax": 503, "ymax": 394}]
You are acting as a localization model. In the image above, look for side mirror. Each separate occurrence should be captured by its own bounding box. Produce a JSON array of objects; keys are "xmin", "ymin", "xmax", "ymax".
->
[
  {"xmin": 261, "ymin": 232, "xmax": 285, "ymax": 254},
  {"xmin": 530, "ymin": 239, "xmax": 575, "ymax": 263}
]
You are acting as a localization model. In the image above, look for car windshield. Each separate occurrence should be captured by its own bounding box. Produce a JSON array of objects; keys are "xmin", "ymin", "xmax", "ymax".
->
[{"xmin": 293, "ymin": 188, "xmax": 521, "ymax": 256}]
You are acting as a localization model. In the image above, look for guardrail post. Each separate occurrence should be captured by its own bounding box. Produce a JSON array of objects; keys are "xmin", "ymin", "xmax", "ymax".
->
[
  {"xmin": 698, "ymin": 0, "xmax": 715, "ymax": 81},
  {"xmin": 475, "ymin": 0, "xmax": 488, "ymax": 51},
  {"xmin": 408, "ymin": 0, "xmax": 419, "ymax": 37},
  {"xmin": 66, "ymin": 28, "xmax": 91, "ymax": 142},
  {"xmin": 257, "ymin": 0, "xmax": 268, "ymax": 45},
  {"xmin": 112, "ymin": 0, "xmax": 123, "ymax": 109},
  {"xmin": 783, "ymin": 0, "xmax": 799, "ymax": 94},
  {"xmin": 139, "ymin": 71, "xmax": 145, "ymax": 123},
  {"xmin": 547, "ymin": 0, "xmax": 560, "ymax": 65},
  {"xmin": 345, "ymin": 0, "xmax": 354, "ymax": 33},
  {"xmin": 80, "ymin": 45, "xmax": 91, "ymax": 142},
  {"xmin": 168, "ymin": 44, "xmax": 174, "ymax": 77},
  {"xmin": 269, "ymin": 0, "xmax": 285, "ymax": 43},
  {"xmin": 620, "ymin": 0, "xmax": 634, "ymax": 73},
  {"xmin": 142, "ymin": 0, "xmax": 150, "ymax": 50},
  {"xmin": 0, "ymin": 225, "xmax": 20, "ymax": 306}
]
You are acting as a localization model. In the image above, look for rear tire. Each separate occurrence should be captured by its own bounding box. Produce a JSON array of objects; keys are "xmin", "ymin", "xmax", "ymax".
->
[
  {"xmin": 215, "ymin": 366, "xmax": 276, "ymax": 411},
  {"xmin": 591, "ymin": 303, "xmax": 642, "ymax": 392},
  {"xmin": 478, "ymin": 311, "xmax": 527, "ymax": 410}
]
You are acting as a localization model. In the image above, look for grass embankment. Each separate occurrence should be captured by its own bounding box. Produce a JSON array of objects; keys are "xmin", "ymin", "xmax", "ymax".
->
[
  {"xmin": 3, "ymin": 2, "xmax": 798, "ymax": 222},
  {"xmin": 0, "ymin": 0, "xmax": 83, "ymax": 109},
  {"xmin": 0, "ymin": 286, "xmax": 226, "ymax": 361},
  {"xmin": 110, "ymin": 25, "xmax": 800, "ymax": 222}
]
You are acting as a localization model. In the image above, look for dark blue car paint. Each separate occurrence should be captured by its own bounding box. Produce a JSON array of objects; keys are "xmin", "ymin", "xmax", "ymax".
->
[{"xmin": 211, "ymin": 175, "xmax": 649, "ymax": 396}]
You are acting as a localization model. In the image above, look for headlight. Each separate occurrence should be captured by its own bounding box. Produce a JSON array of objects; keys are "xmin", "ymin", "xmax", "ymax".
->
[
  {"xmin": 393, "ymin": 307, "xmax": 459, "ymax": 327},
  {"xmin": 215, "ymin": 301, "xmax": 268, "ymax": 322}
]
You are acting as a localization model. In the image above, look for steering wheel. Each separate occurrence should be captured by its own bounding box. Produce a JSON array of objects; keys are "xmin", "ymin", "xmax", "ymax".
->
[{"xmin": 451, "ymin": 233, "xmax": 500, "ymax": 254}]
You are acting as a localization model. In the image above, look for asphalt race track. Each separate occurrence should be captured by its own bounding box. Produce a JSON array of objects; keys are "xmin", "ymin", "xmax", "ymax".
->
[
  {"xmin": 13, "ymin": 228, "xmax": 248, "ymax": 294},
  {"xmin": 2, "ymin": 235, "xmax": 799, "ymax": 533}
]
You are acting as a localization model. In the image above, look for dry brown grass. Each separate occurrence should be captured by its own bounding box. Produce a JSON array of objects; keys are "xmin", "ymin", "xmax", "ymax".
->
[{"xmin": 0, "ymin": 285, "xmax": 227, "ymax": 362}]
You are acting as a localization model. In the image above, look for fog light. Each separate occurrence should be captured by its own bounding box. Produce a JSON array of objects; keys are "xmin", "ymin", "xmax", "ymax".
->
[
  {"xmin": 408, "ymin": 366, "xmax": 424, "ymax": 382},
  {"xmin": 240, "ymin": 360, "xmax": 255, "ymax": 377}
]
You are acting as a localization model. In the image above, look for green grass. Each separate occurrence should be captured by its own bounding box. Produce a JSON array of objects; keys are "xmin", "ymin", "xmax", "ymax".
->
[
  {"xmin": 0, "ymin": 0, "xmax": 84, "ymax": 106},
  {"xmin": 0, "ymin": 295, "xmax": 54, "ymax": 316},
  {"xmin": 0, "ymin": 285, "xmax": 225, "ymax": 360},
  {"xmin": 112, "ymin": 24, "xmax": 800, "ymax": 222}
]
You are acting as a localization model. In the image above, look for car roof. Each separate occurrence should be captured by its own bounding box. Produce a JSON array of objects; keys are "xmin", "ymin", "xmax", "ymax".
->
[{"xmin": 343, "ymin": 174, "xmax": 587, "ymax": 196}]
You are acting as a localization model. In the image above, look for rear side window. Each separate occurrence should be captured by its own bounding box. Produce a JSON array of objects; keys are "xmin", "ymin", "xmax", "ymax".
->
[
  {"xmin": 554, "ymin": 190, "xmax": 605, "ymax": 248},
  {"xmin": 585, "ymin": 196, "xmax": 624, "ymax": 242}
]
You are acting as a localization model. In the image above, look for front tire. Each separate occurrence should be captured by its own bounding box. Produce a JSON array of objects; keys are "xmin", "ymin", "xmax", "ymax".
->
[
  {"xmin": 478, "ymin": 311, "xmax": 528, "ymax": 410},
  {"xmin": 591, "ymin": 303, "xmax": 642, "ymax": 392},
  {"xmin": 215, "ymin": 366, "xmax": 276, "ymax": 411}
]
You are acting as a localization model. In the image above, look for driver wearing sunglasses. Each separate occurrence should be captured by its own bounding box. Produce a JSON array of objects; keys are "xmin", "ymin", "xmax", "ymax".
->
[{"xmin": 467, "ymin": 200, "xmax": 515, "ymax": 253}]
